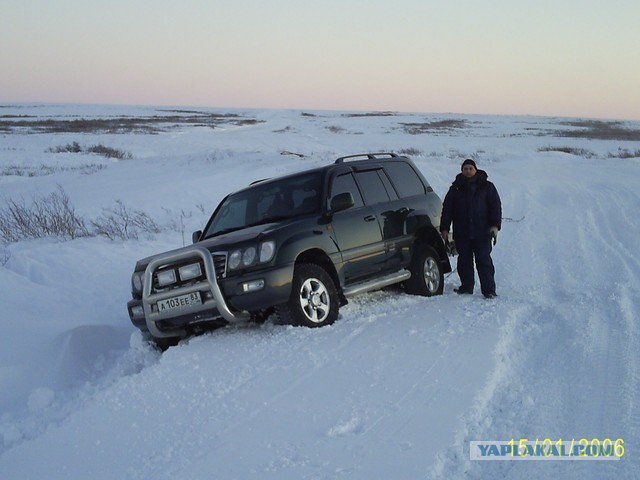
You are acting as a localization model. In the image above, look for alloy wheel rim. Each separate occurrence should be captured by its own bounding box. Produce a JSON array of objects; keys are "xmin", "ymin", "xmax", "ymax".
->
[
  {"xmin": 423, "ymin": 257, "xmax": 440, "ymax": 293},
  {"xmin": 299, "ymin": 277, "xmax": 330, "ymax": 323}
]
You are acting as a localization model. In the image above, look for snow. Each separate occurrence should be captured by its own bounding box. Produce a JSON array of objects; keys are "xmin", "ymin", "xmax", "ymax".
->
[{"xmin": 1, "ymin": 104, "xmax": 639, "ymax": 478}]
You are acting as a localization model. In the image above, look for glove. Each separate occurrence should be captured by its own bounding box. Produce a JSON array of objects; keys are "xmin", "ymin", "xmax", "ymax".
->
[
  {"xmin": 441, "ymin": 230, "xmax": 449, "ymax": 243},
  {"xmin": 490, "ymin": 226, "xmax": 499, "ymax": 245}
]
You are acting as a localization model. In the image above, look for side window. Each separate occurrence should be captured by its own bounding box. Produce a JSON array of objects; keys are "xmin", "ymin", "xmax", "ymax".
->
[
  {"xmin": 384, "ymin": 161, "xmax": 426, "ymax": 198},
  {"xmin": 330, "ymin": 173, "xmax": 364, "ymax": 208},
  {"xmin": 355, "ymin": 170, "xmax": 391, "ymax": 205},
  {"xmin": 255, "ymin": 190, "xmax": 283, "ymax": 220},
  {"xmin": 378, "ymin": 169, "xmax": 399, "ymax": 201}
]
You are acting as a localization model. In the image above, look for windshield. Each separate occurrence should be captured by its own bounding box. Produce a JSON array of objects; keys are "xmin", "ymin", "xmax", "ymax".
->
[{"xmin": 204, "ymin": 171, "xmax": 322, "ymax": 238}]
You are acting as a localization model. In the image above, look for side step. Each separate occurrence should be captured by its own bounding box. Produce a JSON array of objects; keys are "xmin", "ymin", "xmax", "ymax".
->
[{"xmin": 342, "ymin": 270, "xmax": 411, "ymax": 297}]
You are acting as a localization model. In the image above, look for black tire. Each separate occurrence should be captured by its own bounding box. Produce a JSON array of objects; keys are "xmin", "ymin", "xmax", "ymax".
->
[
  {"xmin": 148, "ymin": 335, "xmax": 180, "ymax": 351},
  {"xmin": 405, "ymin": 245, "xmax": 444, "ymax": 297},
  {"xmin": 277, "ymin": 263, "xmax": 339, "ymax": 327},
  {"xmin": 250, "ymin": 307, "xmax": 275, "ymax": 324}
]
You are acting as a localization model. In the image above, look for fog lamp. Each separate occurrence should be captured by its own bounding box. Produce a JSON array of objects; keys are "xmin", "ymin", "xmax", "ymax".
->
[{"xmin": 242, "ymin": 279, "xmax": 265, "ymax": 293}]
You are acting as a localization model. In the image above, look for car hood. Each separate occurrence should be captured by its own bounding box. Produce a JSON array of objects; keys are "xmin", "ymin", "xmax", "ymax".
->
[{"xmin": 133, "ymin": 221, "xmax": 282, "ymax": 271}]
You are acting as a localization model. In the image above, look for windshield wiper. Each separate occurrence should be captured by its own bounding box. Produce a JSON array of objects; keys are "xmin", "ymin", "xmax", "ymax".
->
[
  {"xmin": 203, "ymin": 226, "xmax": 243, "ymax": 239},
  {"xmin": 244, "ymin": 214, "xmax": 297, "ymax": 227}
]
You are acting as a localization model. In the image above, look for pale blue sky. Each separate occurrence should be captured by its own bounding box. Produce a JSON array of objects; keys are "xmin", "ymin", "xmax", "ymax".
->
[{"xmin": 2, "ymin": 0, "xmax": 639, "ymax": 119}]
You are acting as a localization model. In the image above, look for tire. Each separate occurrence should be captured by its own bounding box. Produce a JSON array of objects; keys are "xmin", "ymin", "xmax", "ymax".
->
[
  {"xmin": 250, "ymin": 306, "xmax": 275, "ymax": 324},
  {"xmin": 148, "ymin": 335, "xmax": 180, "ymax": 351},
  {"xmin": 405, "ymin": 245, "xmax": 444, "ymax": 297},
  {"xmin": 277, "ymin": 263, "xmax": 339, "ymax": 327}
]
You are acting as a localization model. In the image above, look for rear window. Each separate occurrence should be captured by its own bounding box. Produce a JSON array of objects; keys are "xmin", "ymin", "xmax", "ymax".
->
[{"xmin": 384, "ymin": 161, "xmax": 426, "ymax": 198}]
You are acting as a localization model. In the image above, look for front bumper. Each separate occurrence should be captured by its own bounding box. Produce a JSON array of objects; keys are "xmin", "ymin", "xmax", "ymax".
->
[{"xmin": 127, "ymin": 246, "xmax": 293, "ymax": 338}]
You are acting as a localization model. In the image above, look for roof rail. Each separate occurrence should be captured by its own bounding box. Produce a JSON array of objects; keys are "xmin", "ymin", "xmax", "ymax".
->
[{"xmin": 334, "ymin": 152, "xmax": 399, "ymax": 164}]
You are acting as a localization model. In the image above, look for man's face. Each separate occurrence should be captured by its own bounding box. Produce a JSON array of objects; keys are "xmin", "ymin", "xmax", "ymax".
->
[{"xmin": 462, "ymin": 165, "xmax": 477, "ymax": 178}]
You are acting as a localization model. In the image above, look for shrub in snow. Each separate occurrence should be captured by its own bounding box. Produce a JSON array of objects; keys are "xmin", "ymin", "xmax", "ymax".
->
[
  {"xmin": 47, "ymin": 141, "xmax": 82, "ymax": 154},
  {"xmin": 91, "ymin": 200, "xmax": 160, "ymax": 240},
  {"xmin": 0, "ymin": 186, "xmax": 89, "ymax": 242},
  {"xmin": 0, "ymin": 189, "xmax": 160, "ymax": 243},
  {"xmin": 86, "ymin": 144, "xmax": 133, "ymax": 160},
  {"xmin": 47, "ymin": 142, "xmax": 133, "ymax": 159}
]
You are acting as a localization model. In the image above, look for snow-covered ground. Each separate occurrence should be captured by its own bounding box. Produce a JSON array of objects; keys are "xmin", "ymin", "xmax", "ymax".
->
[{"xmin": 0, "ymin": 104, "xmax": 638, "ymax": 479}]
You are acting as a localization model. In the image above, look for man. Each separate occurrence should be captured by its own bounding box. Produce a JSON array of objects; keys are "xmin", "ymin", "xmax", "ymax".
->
[{"xmin": 440, "ymin": 159, "xmax": 502, "ymax": 298}]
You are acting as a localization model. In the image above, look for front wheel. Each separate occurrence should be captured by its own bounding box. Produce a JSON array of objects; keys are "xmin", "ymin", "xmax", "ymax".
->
[
  {"xmin": 405, "ymin": 246, "xmax": 444, "ymax": 297},
  {"xmin": 147, "ymin": 334, "xmax": 180, "ymax": 351},
  {"xmin": 277, "ymin": 263, "xmax": 339, "ymax": 327}
]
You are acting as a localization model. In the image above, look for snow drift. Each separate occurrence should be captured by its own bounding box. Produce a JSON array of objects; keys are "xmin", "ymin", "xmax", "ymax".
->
[{"xmin": 0, "ymin": 105, "xmax": 638, "ymax": 479}]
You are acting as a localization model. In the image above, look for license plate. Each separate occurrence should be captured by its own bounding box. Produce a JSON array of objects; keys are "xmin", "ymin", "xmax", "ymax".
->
[{"xmin": 157, "ymin": 292, "xmax": 201, "ymax": 312}]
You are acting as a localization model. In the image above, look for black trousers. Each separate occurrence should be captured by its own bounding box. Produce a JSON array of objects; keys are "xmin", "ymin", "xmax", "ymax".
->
[{"xmin": 455, "ymin": 236, "xmax": 496, "ymax": 295}]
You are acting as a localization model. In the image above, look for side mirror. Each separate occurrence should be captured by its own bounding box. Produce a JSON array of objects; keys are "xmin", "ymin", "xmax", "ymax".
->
[
  {"xmin": 192, "ymin": 230, "xmax": 202, "ymax": 244},
  {"xmin": 330, "ymin": 192, "xmax": 355, "ymax": 213}
]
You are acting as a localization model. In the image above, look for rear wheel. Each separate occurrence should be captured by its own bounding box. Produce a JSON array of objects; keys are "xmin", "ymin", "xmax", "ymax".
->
[
  {"xmin": 405, "ymin": 245, "xmax": 444, "ymax": 297},
  {"xmin": 277, "ymin": 263, "xmax": 339, "ymax": 327}
]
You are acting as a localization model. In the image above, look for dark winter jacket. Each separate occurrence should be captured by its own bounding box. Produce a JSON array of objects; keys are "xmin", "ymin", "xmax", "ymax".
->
[{"xmin": 440, "ymin": 170, "xmax": 502, "ymax": 240}]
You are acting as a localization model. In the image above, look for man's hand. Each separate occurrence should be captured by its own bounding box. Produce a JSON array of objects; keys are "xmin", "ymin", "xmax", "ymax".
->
[
  {"xmin": 441, "ymin": 230, "xmax": 449, "ymax": 243},
  {"xmin": 490, "ymin": 226, "xmax": 499, "ymax": 245}
]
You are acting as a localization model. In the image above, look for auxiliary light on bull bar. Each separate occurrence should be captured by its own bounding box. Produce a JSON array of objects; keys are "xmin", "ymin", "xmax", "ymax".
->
[
  {"xmin": 179, "ymin": 263, "xmax": 202, "ymax": 281},
  {"xmin": 157, "ymin": 269, "xmax": 177, "ymax": 287}
]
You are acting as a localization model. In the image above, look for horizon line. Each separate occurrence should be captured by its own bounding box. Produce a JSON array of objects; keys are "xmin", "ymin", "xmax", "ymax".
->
[{"xmin": 1, "ymin": 100, "xmax": 638, "ymax": 123}]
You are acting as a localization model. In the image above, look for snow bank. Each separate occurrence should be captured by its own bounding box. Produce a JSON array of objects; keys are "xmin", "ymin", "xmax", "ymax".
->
[{"xmin": 1, "ymin": 105, "xmax": 638, "ymax": 478}]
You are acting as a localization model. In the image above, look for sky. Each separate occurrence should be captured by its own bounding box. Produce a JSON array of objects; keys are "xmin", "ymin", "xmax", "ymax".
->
[{"xmin": 1, "ymin": 0, "xmax": 639, "ymax": 120}]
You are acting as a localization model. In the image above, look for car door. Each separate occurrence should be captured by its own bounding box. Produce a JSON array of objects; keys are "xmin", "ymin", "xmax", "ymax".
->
[
  {"xmin": 329, "ymin": 171, "xmax": 386, "ymax": 283},
  {"xmin": 353, "ymin": 168, "xmax": 413, "ymax": 271}
]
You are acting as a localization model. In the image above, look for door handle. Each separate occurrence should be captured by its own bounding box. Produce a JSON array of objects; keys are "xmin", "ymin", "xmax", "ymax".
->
[{"xmin": 364, "ymin": 215, "xmax": 376, "ymax": 222}]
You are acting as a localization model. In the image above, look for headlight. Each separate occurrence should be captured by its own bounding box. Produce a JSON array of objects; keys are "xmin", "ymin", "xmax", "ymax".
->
[
  {"xmin": 157, "ymin": 269, "xmax": 177, "ymax": 287},
  {"xmin": 242, "ymin": 247, "xmax": 256, "ymax": 266},
  {"xmin": 227, "ymin": 242, "xmax": 275, "ymax": 270},
  {"xmin": 228, "ymin": 250, "xmax": 242, "ymax": 270},
  {"xmin": 179, "ymin": 262, "xmax": 202, "ymax": 281},
  {"xmin": 132, "ymin": 271, "xmax": 144, "ymax": 293},
  {"xmin": 259, "ymin": 241, "xmax": 276, "ymax": 263}
]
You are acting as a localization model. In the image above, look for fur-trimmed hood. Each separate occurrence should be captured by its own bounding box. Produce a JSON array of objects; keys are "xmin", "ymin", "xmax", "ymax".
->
[{"xmin": 451, "ymin": 169, "xmax": 490, "ymax": 189}]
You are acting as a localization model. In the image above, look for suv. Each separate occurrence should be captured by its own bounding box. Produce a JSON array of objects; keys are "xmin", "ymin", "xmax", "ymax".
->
[{"xmin": 127, "ymin": 153, "xmax": 451, "ymax": 347}]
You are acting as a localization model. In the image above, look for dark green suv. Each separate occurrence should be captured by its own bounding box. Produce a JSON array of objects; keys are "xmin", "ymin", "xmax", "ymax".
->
[{"xmin": 127, "ymin": 153, "xmax": 451, "ymax": 347}]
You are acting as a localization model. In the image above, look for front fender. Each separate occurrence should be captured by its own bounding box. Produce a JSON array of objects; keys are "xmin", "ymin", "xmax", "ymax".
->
[{"xmin": 275, "ymin": 225, "xmax": 339, "ymax": 265}]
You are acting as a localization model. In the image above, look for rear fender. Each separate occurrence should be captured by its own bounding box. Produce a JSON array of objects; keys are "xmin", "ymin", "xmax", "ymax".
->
[{"xmin": 415, "ymin": 226, "xmax": 452, "ymax": 273}]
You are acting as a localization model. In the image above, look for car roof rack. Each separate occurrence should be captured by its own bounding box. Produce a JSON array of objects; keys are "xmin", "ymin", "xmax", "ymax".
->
[{"xmin": 334, "ymin": 152, "xmax": 400, "ymax": 164}]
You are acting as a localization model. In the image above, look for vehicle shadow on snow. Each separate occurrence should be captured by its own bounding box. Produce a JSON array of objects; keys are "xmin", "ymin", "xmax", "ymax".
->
[
  {"xmin": 169, "ymin": 285, "xmax": 429, "ymax": 349},
  {"xmin": 46, "ymin": 325, "xmax": 149, "ymax": 387}
]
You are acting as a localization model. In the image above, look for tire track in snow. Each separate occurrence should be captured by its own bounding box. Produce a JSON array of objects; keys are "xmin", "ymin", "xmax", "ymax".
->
[
  {"xmin": 617, "ymin": 284, "xmax": 640, "ymax": 437},
  {"xmin": 358, "ymin": 293, "xmax": 500, "ymax": 437},
  {"xmin": 158, "ymin": 290, "xmax": 502, "ymax": 480},
  {"xmin": 141, "ymin": 297, "xmax": 420, "ymax": 477},
  {"xmin": 432, "ymin": 167, "xmax": 640, "ymax": 479}
]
